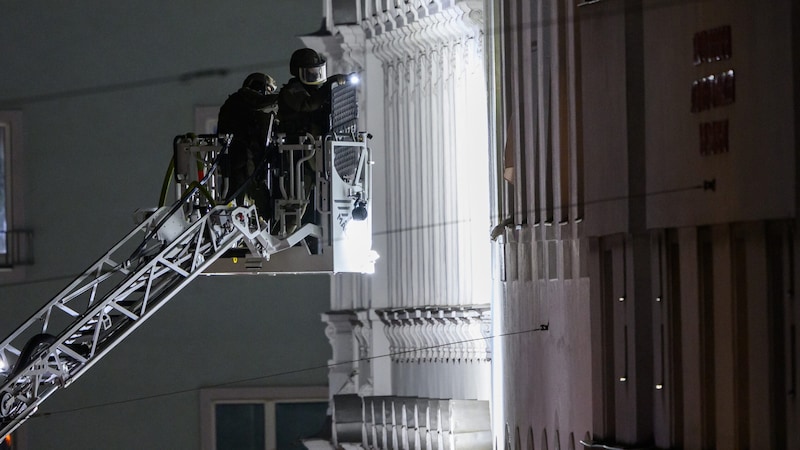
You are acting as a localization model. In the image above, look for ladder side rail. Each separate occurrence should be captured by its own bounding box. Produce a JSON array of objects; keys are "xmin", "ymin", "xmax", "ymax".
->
[
  {"xmin": 1, "ymin": 134, "xmax": 234, "ymax": 435},
  {"xmin": 0, "ymin": 206, "xmax": 250, "ymax": 438},
  {"xmin": 1, "ymin": 200, "xmax": 208, "ymax": 362},
  {"xmin": 9, "ymin": 204, "xmax": 243, "ymax": 382},
  {"xmin": 63, "ymin": 225, "xmax": 244, "ymax": 385},
  {"xmin": 55, "ymin": 205, "xmax": 238, "ymax": 359},
  {"xmin": 0, "ymin": 208, "xmax": 169, "ymax": 369},
  {"xmin": 1, "ymin": 218, "xmax": 203, "ymax": 396},
  {"xmin": 0, "ymin": 377, "xmax": 61, "ymax": 443},
  {"xmin": 0, "ymin": 257, "xmax": 206, "ymax": 437}
]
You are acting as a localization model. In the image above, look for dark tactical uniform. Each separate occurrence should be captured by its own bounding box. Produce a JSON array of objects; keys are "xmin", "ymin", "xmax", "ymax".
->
[{"xmin": 217, "ymin": 73, "xmax": 277, "ymax": 217}]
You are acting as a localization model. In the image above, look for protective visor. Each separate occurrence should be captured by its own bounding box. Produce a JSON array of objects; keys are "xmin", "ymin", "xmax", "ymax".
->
[{"xmin": 299, "ymin": 64, "xmax": 327, "ymax": 85}]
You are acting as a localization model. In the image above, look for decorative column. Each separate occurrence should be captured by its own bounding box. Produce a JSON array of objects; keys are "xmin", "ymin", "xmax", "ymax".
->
[
  {"xmin": 365, "ymin": 1, "xmax": 491, "ymax": 309},
  {"xmin": 322, "ymin": 311, "xmax": 375, "ymax": 400},
  {"xmin": 378, "ymin": 306, "xmax": 491, "ymax": 400},
  {"xmin": 323, "ymin": 312, "xmax": 357, "ymax": 400},
  {"xmin": 316, "ymin": 0, "xmax": 493, "ymax": 403}
]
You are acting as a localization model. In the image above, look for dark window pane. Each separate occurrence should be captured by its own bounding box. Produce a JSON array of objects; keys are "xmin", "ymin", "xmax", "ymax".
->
[
  {"xmin": 275, "ymin": 402, "xmax": 329, "ymax": 450},
  {"xmin": 215, "ymin": 403, "xmax": 265, "ymax": 450},
  {"xmin": 0, "ymin": 126, "xmax": 7, "ymax": 254}
]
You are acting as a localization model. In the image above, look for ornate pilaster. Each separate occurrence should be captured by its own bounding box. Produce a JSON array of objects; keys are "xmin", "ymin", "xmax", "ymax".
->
[
  {"xmin": 323, "ymin": 311, "xmax": 357, "ymax": 398},
  {"xmin": 363, "ymin": 1, "xmax": 490, "ymax": 309},
  {"xmin": 377, "ymin": 306, "xmax": 491, "ymax": 400},
  {"xmin": 317, "ymin": 0, "xmax": 493, "ymax": 403},
  {"xmin": 378, "ymin": 306, "xmax": 490, "ymax": 364},
  {"xmin": 352, "ymin": 309, "xmax": 374, "ymax": 396},
  {"xmin": 322, "ymin": 310, "xmax": 375, "ymax": 400}
]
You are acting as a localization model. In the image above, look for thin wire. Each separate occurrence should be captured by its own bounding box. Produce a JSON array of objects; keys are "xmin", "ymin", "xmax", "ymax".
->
[
  {"xmin": 31, "ymin": 324, "xmax": 548, "ymax": 419},
  {"xmin": 0, "ymin": 0, "xmax": 712, "ymax": 106},
  {"xmin": 0, "ymin": 60, "xmax": 286, "ymax": 106},
  {"xmin": 374, "ymin": 182, "xmax": 708, "ymax": 237},
  {"xmin": 0, "ymin": 0, "xmax": 716, "ymax": 285},
  {"xmin": 0, "ymin": 0, "xmax": 717, "ymax": 430},
  {"xmin": 0, "ymin": 182, "xmax": 709, "ymax": 290}
]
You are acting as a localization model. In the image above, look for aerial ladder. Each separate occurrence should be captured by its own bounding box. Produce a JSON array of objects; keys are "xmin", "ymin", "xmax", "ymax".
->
[{"xmin": 0, "ymin": 82, "xmax": 374, "ymax": 438}]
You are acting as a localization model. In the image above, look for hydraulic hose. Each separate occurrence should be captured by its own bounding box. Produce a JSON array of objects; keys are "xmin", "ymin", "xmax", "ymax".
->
[
  {"xmin": 158, "ymin": 157, "xmax": 175, "ymax": 208},
  {"xmin": 128, "ymin": 134, "xmax": 232, "ymax": 263}
]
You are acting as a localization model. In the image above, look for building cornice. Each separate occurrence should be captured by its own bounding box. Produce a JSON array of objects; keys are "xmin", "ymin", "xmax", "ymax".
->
[
  {"xmin": 362, "ymin": 0, "xmax": 483, "ymax": 64},
  {"xmin": 376, "ymin": 305, "xmax": 491, "ymax": 363}
]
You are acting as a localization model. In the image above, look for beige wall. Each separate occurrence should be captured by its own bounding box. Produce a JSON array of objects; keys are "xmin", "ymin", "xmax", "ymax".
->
[
  {"xmin": 579, "ymin": 0, "xmax": 630, "ymax": 237},
  {"xmin": 496, "ymin": 0, "xmax": 799, "ymax": 449},
  {"xmin": 645, "ymin": 1, "xmax": 795, "ymax": 228}
]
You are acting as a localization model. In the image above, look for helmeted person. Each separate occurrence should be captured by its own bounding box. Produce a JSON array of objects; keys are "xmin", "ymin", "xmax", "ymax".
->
[
  {"xmin": 217, "ymin": 72, "xmax": 278, "ymax": 218},
  {"xmin": 276, "ymin": 49, "xmax": 347, "ymax": 237},
  {"xmin": 277, "ymin": 48, "xmax": 347, "ymax": 138}
]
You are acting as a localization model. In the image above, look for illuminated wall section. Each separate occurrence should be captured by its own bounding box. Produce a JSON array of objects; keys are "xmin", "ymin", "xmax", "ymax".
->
[
  {"xmin": 318, "ymin": 0, "xmax": 493, "ymax": 403},
  {"xmin": 368, "ymin": 2, "xmax": 491, "ymax": 310}
]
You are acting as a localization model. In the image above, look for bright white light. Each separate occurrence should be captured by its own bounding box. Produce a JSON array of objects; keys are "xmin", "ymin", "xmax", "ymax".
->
[
  {"xmin": 348, "ymin": 73, "xmax": 360, "ymax": 85},
  {"xmin": 344, "ymin": 215, "xmax": 368, "ymax": 237},
  {"xmin": 362, "ymin": 250, "xmax": 380, "ymax": 274},
  {"xmin": 0, "ymin": 359, "xmax": 6, "ymax": 372},
  {"xmin": 344, "ymin": 214, "xmax": 376, "ymax": 273}
]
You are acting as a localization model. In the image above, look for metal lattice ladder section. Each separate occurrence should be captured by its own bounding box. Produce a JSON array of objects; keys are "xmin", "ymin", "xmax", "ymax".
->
[{"xmin": 0, "ymin": 203, "xmax": 268, "ymax": 437}]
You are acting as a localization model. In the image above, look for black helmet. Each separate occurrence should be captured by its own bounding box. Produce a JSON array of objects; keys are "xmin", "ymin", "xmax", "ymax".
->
[
  {"xmin": 290, "ymin": 48, "xmax": 327, "ymax": 85},
  {"xmin": 242, "ymin": 72, "xmax": 276, "ymax": 95}
]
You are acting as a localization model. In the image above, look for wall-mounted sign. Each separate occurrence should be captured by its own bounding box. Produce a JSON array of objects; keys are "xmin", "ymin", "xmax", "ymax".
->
[
  {"xmin": 699, "ymin": 119, "xmax": 729, "ymax": 155},
  {"xmin": 691, "ymin": 69, "xmax": 735, "ymax": 113},
  {"xmin": 693, "ymin": 25, "xmax": 732, "ymax": 65},
  {"xmin": 692, "ymin": 25, "xmax": 733, "ymax": 156}
]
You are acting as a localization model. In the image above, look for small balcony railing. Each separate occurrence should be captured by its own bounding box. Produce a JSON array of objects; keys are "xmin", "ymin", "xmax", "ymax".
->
[{"xmin": 0, "ymin": 229, "xmax": 33, "ymax": 269}]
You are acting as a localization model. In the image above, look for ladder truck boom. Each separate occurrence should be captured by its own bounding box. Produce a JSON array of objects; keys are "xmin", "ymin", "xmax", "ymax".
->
[
  {"xmin": 0, "ymin": 81, "xmax": 375, "ymax": 438},
  {"xmin": 0, "ymin": 201, "xmax": 264, "ymax": 437}
]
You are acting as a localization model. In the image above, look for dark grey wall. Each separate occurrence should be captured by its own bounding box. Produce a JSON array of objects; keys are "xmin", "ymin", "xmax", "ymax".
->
[{"xmin": 0, "ymin": 1, "xmax": 330, "ymax": 449}]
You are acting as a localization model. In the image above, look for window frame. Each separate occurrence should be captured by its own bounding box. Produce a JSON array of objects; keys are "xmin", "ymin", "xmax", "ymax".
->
[
  {"xmin": 0, "ymin": 121, "xmax": 9, "ymax": 254},
  {"xmin": 195, "ymin": 105, "xmax": 219, "ymax": 134},
  {"xmin": 199, "ymin": 386, "xmax": 329, "ymax": 450},
  {"xmin": 0, "ymin": 110, "xmax": 26, "ymax": 281}
]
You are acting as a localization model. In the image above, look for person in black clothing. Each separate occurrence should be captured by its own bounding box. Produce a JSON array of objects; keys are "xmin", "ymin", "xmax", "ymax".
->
[
  {"xmin": 275, "ymin": 49, "xmax": 348, "ymax": 238},
  {"xmin": 217, "ymin": 72, "xmax": 278, "ymax": 219},
  {"xmin": 277, "ymin": 48, "xmax": 346, "ymax": 138}
]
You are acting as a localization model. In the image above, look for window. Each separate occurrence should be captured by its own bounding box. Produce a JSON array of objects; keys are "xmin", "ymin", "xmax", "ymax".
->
[
  {"xmin": 1, "ymin": 121, "xmax": 8, "ymax": 254},
  {"xmin": 0, "ymin": 111, "xmax": 28, "ymax": 272},
  {"xmin": 200, "ymin": 386, "xmax": 329, "ymax": 450},
  {"xmin": 195, "ymin": 105, "xmax": 219, "ymax": 134},
  {"xmin": 215, "ymin": 403, "xmax": 266, "ymax": 450}
]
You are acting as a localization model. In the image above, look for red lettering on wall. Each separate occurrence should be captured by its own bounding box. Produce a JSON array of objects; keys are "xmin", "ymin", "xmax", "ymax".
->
[
  {"xmin": 693, "ymin": 25, "xmax": 732, "ymax": 65},
  {"xmin": 699, "ymin": 120, "xmax": 729, "ymax": 155},
  {"xmin": 692, "ymin": 26, "xmax": 733, "ymax": 156},
  {"xmin": 691, "ymin": 70, "xmax": 735, "ymax": 112}
]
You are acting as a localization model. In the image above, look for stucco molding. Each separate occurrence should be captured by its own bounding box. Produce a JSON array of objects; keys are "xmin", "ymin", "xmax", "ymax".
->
[
  {"xmin": 365, "ymin": 0, "xmax": 483, "ymax": 65},
  {"xmin": 377, "ymin": 306, "xmax": 491, "ymax": 363}
]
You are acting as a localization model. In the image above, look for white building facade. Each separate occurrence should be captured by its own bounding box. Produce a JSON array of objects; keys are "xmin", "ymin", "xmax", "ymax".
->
[
  {"xmin": 313, "ymin": 1, "xmax": 800, "ymax": 450},
  {"xmin": 308, "ymin": 1, "xmax": 496, "ymax": 448}
]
